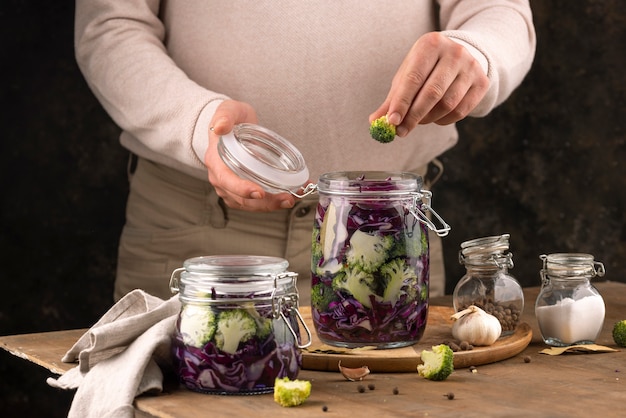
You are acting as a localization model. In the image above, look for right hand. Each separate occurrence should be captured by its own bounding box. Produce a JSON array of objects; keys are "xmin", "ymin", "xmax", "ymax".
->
[{"xmin": 204, "ymin": 100, "xmax": 299, "ymax": 212}]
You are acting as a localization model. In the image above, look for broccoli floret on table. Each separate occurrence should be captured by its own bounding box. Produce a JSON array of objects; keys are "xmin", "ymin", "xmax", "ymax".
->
[
  {"xmin": 613, "ymin": 319, "xmax": 626, "ymax": 347},
  {"xmin": 273, "ymin": 377, "xmax": 312, "ymax": 407},
  {"xmin": 417, "ymin": 344, "xmax": 454, "ymax": 381}
]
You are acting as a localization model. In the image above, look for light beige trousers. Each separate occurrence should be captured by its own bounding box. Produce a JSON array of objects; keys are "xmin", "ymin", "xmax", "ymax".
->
[{"xmin": 114, "ymin": 158, "xmax": 445, "ymax": 305}]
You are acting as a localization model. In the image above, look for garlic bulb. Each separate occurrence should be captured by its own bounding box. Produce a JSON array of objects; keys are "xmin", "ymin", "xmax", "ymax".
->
[{"xmin": 450, "ymin": 305, "xmax": 502, "ymax": 346}]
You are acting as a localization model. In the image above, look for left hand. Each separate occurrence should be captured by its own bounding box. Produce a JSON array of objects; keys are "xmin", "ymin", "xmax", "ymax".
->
[{"xmin": 370, "ymin": 32, "xmax": 490, "ymax": 136}]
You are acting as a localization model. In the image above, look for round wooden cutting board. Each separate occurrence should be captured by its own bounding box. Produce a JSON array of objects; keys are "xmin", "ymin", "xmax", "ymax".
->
[{"xmin": 299, "ymin": 305, "xmax": 532, "ymax": 372}]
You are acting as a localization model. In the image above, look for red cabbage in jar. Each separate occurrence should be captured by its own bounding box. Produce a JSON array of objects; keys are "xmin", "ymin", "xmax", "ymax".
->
[
  {"xmin": 169, "ymin": 256, "xmax": 309, "ymax": 395},
  {"xmin": 310, "ymin": 172, "xmax": 432, "ymax": 349}
]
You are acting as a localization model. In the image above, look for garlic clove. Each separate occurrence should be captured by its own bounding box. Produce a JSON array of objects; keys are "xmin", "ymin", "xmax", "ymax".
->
[{"xmin": 338, "ymin": 360, "xmax": 371, "ymax": 381}]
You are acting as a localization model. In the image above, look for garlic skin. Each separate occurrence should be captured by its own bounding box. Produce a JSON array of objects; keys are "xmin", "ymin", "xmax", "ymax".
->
[
  {"xmin": 450, "ymin": 305, "xmax": 502, "ymax": 346},
  {"xmin": 338, "ymin": 361, "xmax": 370, "ymax": 381}
]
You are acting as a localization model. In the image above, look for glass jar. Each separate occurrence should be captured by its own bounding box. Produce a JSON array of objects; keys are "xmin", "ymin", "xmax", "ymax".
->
[
  {"xmin": 535, "ymin": 253, "xmax": 606, "ymax": 347},
  {"xmin": 453, "ymin": 234, "xmax": 524, "ymax": 336},
  {"xmin": 169, "ymin": 255, "xmax": 311, "ymax": 395},
  {"xmin": 310, "ymin": 171, "xmax": 450, "ymax": 349}
]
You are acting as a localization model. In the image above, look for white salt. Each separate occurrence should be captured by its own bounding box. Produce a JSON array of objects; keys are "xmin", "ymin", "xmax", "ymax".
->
[{"xmin": 535, "ymin": 295, "xmax": 605, "ymax": 344}]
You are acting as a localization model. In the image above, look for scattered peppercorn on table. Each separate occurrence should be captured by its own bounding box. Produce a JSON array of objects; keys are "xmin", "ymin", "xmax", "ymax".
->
[{"xmin": 2, "ymin": 282, "xmax": 625, "ymax": 417}]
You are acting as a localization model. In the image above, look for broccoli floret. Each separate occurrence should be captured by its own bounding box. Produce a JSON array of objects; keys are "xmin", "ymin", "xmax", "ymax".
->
[
  {"xmin": 417, "ymin": 344, "xmax": 454, "ymax": 381},
  {"xmin": 613, "ymin": 320, "xmax": 626, "ymax": 347},
  {"xmin": 346, "ymin": 230, "xmax": 394, "ymax": 273},
  {"xmin": 369, "ymin": 115, "xmax": 396, "ymax": 143},
  {"xmin": 380, "ymin": 258, "xmax": 418, "ymax": 306},
  {"xmin": 332, "ymin": 268, "xmax": 378, "ymax": 308},
  {"xmin": 214, "ymin": 309, "xmax": 257, "ymax": 354},
  {"xmin": 178, "ymin": 304, "xmax": 217, "ymax": 348},
  {"xmin": 240, "ymin": 302, "xmax": 273, "ymax": 340},
  {"xmin": 273, "ymin": 377, "xmax": 312, "ymax": 407},
  {"xmin": 311, "ymin": 227, "xmax": 323, "ymax": 271},
  {"xmin": 311, "ymin": 282, "xmax": 338, "ymax": 311}
]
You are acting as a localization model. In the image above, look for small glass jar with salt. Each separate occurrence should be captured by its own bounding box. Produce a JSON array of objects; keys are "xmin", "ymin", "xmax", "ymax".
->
[{"xmin": 535, "ymin": 253, "xmax": 606, "ymax": 347}]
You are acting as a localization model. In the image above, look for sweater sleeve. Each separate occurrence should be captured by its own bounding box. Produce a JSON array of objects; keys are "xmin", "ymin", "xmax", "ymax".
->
[
  {"xmin": 74, "ymin": 0, "xmax": 229, "ymax": 172},
  {"xmin": 438, "ymin": 0, "xmax": 536, "ymax": 116}
]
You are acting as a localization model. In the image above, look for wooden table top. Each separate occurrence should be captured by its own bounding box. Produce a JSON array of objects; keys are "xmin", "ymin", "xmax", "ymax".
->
[{"xmin": 2, "ymin": 282, "xmax": 625, "ymax": 417}]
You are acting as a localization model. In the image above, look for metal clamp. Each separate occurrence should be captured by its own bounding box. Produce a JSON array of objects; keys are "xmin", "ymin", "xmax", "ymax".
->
[{"xmin": 408, "ymin": 190, "xmax": 451, "ymax": 237}]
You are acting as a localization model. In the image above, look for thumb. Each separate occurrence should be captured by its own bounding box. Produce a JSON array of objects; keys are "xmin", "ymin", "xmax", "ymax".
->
[{"xmin": 211, "ymin": 100, "xmax": 258, "ymax": 135}]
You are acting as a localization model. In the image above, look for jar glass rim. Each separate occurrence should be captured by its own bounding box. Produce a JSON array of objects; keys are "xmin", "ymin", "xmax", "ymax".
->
[
  {"xmin": 317, "ymin": 171, "xmax": 422, "ymax": 195},
  {"xmin": 183, "ymin": 255, "xmax": 289, "ymax": 275}
]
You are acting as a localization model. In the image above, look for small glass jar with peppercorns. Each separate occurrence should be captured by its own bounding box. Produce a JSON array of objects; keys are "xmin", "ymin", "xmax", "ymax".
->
[{"xmin": 452, "ymin": 234, "xmax": 524, "ymax": 336}]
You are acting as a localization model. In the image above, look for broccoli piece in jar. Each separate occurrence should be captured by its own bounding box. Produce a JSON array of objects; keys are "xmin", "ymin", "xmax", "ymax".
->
[
  {"xmin": 380, "ymin": 258, "xmax": 418, "ymax": 306},
  {"xmin": 332, "ymin": 267, "xmax": 378, "ymax": 308},
  {"xmin": 346, "ymin": 230, "xmax": 394, "ymax": 274},
  {"xmin": 178, "ymin": 304, "xmax": 217, "ymax": 348},
  {"xmin": 214, "ymin": 308, "xmax": 258, "ymax": 354}
]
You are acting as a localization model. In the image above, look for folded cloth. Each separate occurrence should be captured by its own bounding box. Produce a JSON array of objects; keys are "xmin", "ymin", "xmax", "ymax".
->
[{"xmin": 47, "ymin": 289, "xmax": 181, "ymax": 418}]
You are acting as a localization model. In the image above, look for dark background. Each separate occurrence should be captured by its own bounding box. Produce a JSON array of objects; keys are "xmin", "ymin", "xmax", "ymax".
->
[{"xmin": 1, "ymin": 1, "xmax": 624, "ymax": 416}]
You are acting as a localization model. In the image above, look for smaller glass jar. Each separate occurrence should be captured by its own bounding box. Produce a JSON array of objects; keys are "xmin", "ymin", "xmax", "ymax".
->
[
  {"xmin": 453, "ymin": 234, "xmax": 524, "ymax": 336},
  {"xmin": 535, "ymin": 253, "xmax": 606, "ymax": 347},
  {"xmin": 169, "ymin": 255, "xmax": 311, "ymax": 395}
]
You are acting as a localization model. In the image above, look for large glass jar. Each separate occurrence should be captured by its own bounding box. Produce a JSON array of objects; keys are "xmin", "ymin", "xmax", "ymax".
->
[
  {"xmin": 169, "ymin": 255, "xmax": 311, "ymax": 395},
  {"xmin": 453, "ymin": 234, "xmax": 524, "ymax": 336},
  {"xmin": 310, "ymin": 171, "xmax": 450, "ymax": 349},
  {"xmin": 535, "ymin": 253, "xmax": 606, "ymax": 347}
]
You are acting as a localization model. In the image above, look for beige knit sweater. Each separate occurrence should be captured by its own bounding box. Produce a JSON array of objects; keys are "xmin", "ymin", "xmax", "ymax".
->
[{"xmin": 75, "ymin": 1, "xmax": 535, "ymax": 182}]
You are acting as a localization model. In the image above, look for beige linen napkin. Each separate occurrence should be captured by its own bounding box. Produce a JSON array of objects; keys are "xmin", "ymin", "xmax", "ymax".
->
[{"xmin": 47, "ymin": 289, "xmax": 181, "ymax": 418}]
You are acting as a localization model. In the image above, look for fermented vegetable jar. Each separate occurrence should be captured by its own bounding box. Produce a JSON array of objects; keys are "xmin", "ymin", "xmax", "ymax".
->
[
  {"xmin": 217, "ymin": 123, "xmax": 451, "ymax": 349},
  {"xmin": 311, "ymin": 172, "xmax": 450, "ymax": 348},
  {"xmin": 453, "ymin": 234, "xmax": 524, "ymax": 336},
  {"xmin": 535, "ymin": 253, "xmax": 606, "ymax": 347},
  {"xmin": 169, "ymin": 255, "xmax": 311, "ymax": 395}
]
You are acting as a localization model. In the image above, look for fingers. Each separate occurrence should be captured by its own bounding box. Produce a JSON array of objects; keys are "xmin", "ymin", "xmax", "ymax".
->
[
  {"xmin": 205, "ymin": 100, "xmax": 296, "ymax": 212},
  {"xmin": 381, "ymin": 33, "xmax": 489, "ymax": 135}
]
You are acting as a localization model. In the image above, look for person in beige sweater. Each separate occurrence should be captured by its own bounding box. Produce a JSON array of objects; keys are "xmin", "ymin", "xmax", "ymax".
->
[{"xmin": 75, "ymin": 1, "xmax": 536, "ymax": 304}]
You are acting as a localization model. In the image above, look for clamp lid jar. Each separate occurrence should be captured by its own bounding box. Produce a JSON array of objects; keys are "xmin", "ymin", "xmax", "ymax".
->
[
  {"xmin": 169, "ymin": 255, "xmax": 311, "ymax": 395},
  {"xmin": 310, "ymin": 171, "xmax": 450, "ymax": 349},
  {"xmin": 453, "ymin": 234, "xmax": 524, "ymax": 336},
  {"xmin": 535, "ymin": 253, "xmax": 606, "ymax": 347}
]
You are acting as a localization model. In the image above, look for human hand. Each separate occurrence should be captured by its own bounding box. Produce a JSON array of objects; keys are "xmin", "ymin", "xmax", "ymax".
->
[
  {"xmin": 370, "ymin": 32, "xmax": 489, "ymax": 137},
  {"xmin": 204, "ymin": 100, "xmax": 298, "ymax": 211}
]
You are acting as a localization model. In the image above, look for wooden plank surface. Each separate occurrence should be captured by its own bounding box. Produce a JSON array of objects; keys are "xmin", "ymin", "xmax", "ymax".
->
[
  {"xmin": 1, "ymin": 282, "xmax": 625, "ymax": 417},
  {"xmin": 300, "ymin": 306, "xmax": 532, "ymax": 372}
]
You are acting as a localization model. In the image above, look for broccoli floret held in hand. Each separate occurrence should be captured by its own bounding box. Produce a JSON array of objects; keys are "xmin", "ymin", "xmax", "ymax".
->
[
  {"xmin": 417, "ymin": 344, "xmax": 454, "ymax": 381},
  {"xmin": 370, "ymin": 115, "xmax": 396, "ymax": 143}
]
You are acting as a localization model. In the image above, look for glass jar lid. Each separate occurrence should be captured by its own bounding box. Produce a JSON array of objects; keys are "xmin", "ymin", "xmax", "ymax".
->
[
  {"xmin": 170, "ymin": 255, "xmax": 296, "ymax": 302},
  {"xmin": 217, "ymin": 123, "xmax": 310, "ymax": 194},
  {"xmin": 459, "ymin": 234, "xmax": 513, "ymax": 268},
  {"xmin": 182, "ymin": 255, "xmax": 289, "ymax": 276},
  {"xmin": 540, "ymin": 253, "xmax": 605, "ymax": 278}
]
